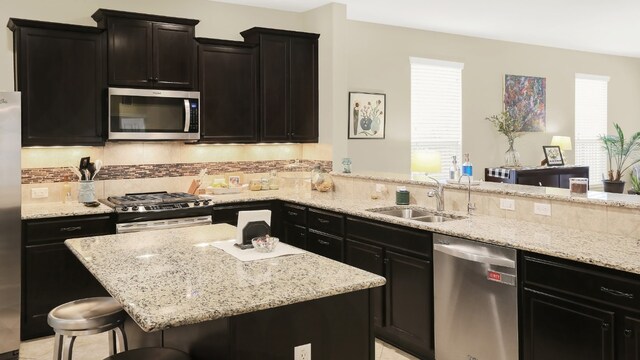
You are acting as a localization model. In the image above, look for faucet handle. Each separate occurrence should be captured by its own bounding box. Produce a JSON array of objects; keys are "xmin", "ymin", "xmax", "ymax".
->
[{"xmin": 468, "ymin": 202, "xmax": 476, "ymax": 214}]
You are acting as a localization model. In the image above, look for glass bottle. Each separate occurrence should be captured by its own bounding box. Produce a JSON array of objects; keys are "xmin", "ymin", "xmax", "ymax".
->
[
  {"xmin": 462, "ymin": 153, "xmax": 473, "ymax": 181},
  {"xmin": 62, "ymin": 176, "xmax": 72, "ymax": 203},
  {"xmin": 449, "ymin": 156, "xmax": 460, "ymax": 181}
]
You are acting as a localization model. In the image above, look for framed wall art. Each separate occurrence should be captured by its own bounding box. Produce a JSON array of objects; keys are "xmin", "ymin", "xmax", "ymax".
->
[
  {"xmin": 348, "ymin": 92, "xmax": 386, "ymax": 139},
  {"xmin": 543, "ymin": 145, "xmax": 564, "ymax": 166},
  {"xmin": 504, "ymin": 74, "xmax": 546, "ymax": 132}
]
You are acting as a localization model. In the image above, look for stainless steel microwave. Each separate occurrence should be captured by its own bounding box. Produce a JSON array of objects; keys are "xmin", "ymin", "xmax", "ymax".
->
[{"xmin": 108, "ymin": 88, "xmax": 200, "ymax": 141}]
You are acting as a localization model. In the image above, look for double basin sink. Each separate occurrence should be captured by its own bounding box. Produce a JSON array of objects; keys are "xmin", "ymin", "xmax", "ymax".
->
[{"xmin": 367, "ymin": 206, "xmax": 467, "ymax": 223}]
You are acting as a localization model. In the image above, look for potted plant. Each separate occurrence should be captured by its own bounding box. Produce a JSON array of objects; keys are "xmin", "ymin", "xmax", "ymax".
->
[
  {"xmin": 600, "ymin": 123, "xmax": 640, "ymax": 193},
  {"xmin": 486, "ymin": 111, "xmax": 526, "ymax": 167},
  {"xmin": 628, "ymin": 166, "xmax": 640, "ymax": 195}
]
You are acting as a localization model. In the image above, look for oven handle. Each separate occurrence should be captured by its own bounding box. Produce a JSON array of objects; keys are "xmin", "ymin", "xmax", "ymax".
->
[
  {"xmin": 117, "ymin": 215, "xmax": 212, "ymax": 234},
  {"xmin": 183, "ymin": 99, "xmax": 191, "ymax": 132}
]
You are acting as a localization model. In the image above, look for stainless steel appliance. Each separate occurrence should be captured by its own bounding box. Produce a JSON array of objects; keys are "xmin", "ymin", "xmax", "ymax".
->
[
  {"xmin": 108, "ymin": 88, "xmax": 200, "ymax": 141},
  {"xmin": 433, "ymin": 234, "xmax": 518, "ymax": 360},
  {"xmin": 0, "ymin": 92, "xmax": 21, "ymax": 359},
  {"xmin": 101, "ymin": 192, "xmax": 213, "ymax": 233}
]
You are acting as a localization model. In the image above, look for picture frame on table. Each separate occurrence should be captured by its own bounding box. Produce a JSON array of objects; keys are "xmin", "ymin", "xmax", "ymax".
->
[
  {"xmin": 543, "ymin": 145, "xmax": 564, "ymax": 166},
  {"xmin": 348, "ymin": 92, "xmax": 386, "ymax": 139}
]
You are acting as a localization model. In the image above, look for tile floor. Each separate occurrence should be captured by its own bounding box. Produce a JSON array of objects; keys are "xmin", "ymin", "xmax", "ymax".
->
[{"xmin": 19, "ymin": 333, "xmax": 418, "ymax": 360}]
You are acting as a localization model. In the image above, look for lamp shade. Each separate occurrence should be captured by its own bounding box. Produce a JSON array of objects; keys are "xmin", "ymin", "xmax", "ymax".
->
[
  {"xmin": 551, "ymin": 136, "xmax": 572, "ymax": 151},
  {"xmin": 411, "ymin": 151, "xmax": 441, "ymax": 174}
]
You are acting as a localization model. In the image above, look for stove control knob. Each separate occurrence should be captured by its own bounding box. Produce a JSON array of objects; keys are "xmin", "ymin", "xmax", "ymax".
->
[
  {"xmin": 194, "ymin": 201, "xmax": 200, "ymax": 206},
  {"xmin": 132, "ymin": 206, "xmax": 139, "ymax": 211},
  {"xmin": 203, "ymin": 200, "xmax": 210, "ymax": 205},
  {"xmin": 121, "ymin": 207, "xmax": 128, "ymax": 212}
]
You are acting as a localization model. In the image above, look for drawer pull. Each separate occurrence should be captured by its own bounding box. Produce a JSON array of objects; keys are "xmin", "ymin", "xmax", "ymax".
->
[
  {"xmin": 287, "ymin": 211, "xmax": 298, "ymax": 216},
  {"xmin": 317, "ymin": 239, "xmax": 331, "ymax": 246},
  {"xmin": 600, "ymin": 286, "xmax": 634, "ymax": 299},
  {"xmin": 625, "ymin": 329, "xmax": 633, "ymax": 337},
  {"xmin": 60, "ymin": 226, "xmax": 82, "ymax": 232},
  {"xmin": 317, "ymin": 218, "xmax": 330, "ymax": 224},
  {"xmin": 602, "ymin": 322, "xmax": 610, "ymax": 330}
]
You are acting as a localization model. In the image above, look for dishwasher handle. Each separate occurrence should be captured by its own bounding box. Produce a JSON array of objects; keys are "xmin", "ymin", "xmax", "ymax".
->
[{"xmin": 434, "ymin": 243, "xmax": 516, "ymax": 268}]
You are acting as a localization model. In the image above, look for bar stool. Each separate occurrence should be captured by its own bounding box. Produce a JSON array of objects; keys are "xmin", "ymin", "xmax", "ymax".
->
[
  {"xmin": 103, "ymin": 347, "xmax": 192, "ymax": 360},
  {"xmin": 47, "ymin": 297, "xmax": 128, "ymax": 360}
]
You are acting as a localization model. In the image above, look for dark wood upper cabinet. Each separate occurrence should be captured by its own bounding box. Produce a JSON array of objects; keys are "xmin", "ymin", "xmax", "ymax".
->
[
  {"xmin": 241, "ymin": 27, "xmax": 319, "ymax": 143},
  {"xmin": 92, "ymin": 9, "xmax": 198, "ymax": 90},
  {"xmin": 197, "ymin": 38, "xmax": 258, "ymax": 143},
  {"xmin": 8, "ymin": 18, "xmax": 106, "ymax": 146}
]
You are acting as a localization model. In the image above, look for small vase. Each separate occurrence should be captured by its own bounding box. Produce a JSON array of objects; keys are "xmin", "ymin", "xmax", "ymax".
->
[{"xmin": 504, "ymin": 141, "xmax": 521, "ymax": 167}]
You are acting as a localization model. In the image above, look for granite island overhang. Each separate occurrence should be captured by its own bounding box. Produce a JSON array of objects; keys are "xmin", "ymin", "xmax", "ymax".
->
[{"xmin": 65, "ymin": 223, "xmax": 386, "ymax": 359}]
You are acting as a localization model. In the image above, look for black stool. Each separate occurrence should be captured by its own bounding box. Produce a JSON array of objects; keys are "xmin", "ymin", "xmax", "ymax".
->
[{"xmin": 103, "ymin": 347, "xmax": 192, "ymax": 360}]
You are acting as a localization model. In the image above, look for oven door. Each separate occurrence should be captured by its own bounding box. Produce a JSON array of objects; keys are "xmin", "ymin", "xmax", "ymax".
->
[
  {"xmin": 108, "ymin": 88, "xmax": 200, "ymax": 141},
  {"xmin": 116, "ymin": 215, "xmax": 212, "ymax": 234}
]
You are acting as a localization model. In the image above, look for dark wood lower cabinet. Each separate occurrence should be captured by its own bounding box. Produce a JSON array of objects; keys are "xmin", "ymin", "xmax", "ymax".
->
[
  {"xmin": 282, "ymin": 222, "xmax": 307, "ymax": 250},
  {"xmin": 522, "ymin": 288, "xmax": 615, "ymax": 360},
  {"xmin": 625, "ymin": 316, "xmax": 640, "ymax": 360},
  {"xmin": 346, "ymin": 240, "xmax": 384, "ymax": 328}
]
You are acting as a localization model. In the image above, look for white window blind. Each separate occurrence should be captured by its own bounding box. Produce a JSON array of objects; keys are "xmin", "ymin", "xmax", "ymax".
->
[
  {"xmin": 410, "ymin": 57, "xmax": 463, "ymax": 179},
  {"xmin": 575, "ymin": 73, "xmax": 608, "ymax": 187}
]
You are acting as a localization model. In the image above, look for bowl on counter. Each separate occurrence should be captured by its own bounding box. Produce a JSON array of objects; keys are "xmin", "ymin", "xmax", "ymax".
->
[{"xmin": 251, "ymin": 235, "xmax": 279, "ymax": 253}]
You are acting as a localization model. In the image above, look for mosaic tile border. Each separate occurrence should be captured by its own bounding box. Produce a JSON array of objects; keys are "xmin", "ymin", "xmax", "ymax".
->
[{"xmin": 22, "ymin": 160, "xmax": 332, "ymax": 184}]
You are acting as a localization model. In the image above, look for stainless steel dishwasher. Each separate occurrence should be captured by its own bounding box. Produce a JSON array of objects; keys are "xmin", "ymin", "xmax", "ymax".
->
[{"xmin": 433, "ymin": 234, "xmax": 518, "ymax": 360}]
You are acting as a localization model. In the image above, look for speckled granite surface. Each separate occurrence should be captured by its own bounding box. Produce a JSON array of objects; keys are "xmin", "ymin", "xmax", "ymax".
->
[
  {"xmin": 65, "ymin": 224, "xmax": 386, "ymax": 332},
  {"xmin": 22, "ymin": 202, "xmax": 113, "ymax": 219}
]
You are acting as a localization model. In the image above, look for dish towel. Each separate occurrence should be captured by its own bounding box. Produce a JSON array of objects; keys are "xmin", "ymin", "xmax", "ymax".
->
[
  {"xmin": 210, "ymin": 239, "xmax": 306, "ymax": 262},
  {"xmin": 487, "ymin": 168, "xmax": 511, "ymax": 179}
]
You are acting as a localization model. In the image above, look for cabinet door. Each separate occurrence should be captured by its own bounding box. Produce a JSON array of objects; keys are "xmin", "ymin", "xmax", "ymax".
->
[
  {"xmin": 289, "ymin": 37, "xmax": 318, "ymax": 142},
  {"xmin": 624, "ymin": 316, "xmax": 640, "ymax": 360},
  {"xmin": 199, "ymin": 44, "xmax": 258, "ymax": 142},
  {"xmin": 522, "ymin": 288, "xmax": 615, "ymax": 360},
  {"xmin": 282, "ymin": 222, "xmax": 307, "ymax": 250},
  {"xmin": 16, "ymin": 26, "xmax": 105, "ymax": 146},
  {"xmin": 153, "ymin": 23, "xmax": 195, "ymax": 89},
  {"xmin": 23, "ymin": 243, "xmax": 107, "ymax": 340},
  {"xmin": 108, "ymin": 18, "xmax": 153, "ymax": 87},
  {"xmin": 259, "ymin": 35, "xmax": 290, "ymax": 142},
  {"xmin": 384, "ymin": 250, "xmax": 433, "ymax": 357},
  {"xmin": 345, "ymin": 240, "xmax": 384, "ymax": 328},
  {"xmin": 517, "ymin": 173, "xmax": 559, "ymax": 187}
]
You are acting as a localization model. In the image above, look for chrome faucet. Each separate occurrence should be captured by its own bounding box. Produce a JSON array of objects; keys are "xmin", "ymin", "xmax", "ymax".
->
[
  {"xmin": 427, "ymin": 177, "xmax": 445, "ymax": 211},
  {"xmin": 458, "ymin": 175, "xmax": 476, "ymax": 215}
]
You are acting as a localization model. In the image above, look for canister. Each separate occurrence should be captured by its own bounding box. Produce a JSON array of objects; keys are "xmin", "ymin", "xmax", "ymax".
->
[{"xmin": 396, "ymin": 187, "xmax": 410, "ymax": 205}]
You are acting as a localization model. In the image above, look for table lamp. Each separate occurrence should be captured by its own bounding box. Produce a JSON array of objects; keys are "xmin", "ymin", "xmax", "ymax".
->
[
  {"xmin": 411, "ymin": 150, "xmax": 441, "ymax": 181},
  {"xmin": 551, "ymin": 136, "xmax": 572, "ymax": 161}
]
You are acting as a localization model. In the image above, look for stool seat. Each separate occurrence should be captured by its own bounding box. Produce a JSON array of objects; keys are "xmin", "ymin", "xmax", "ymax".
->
[
  {"xmin": 48, "ymin": 297, "xmax": 125, "ymax": 331},
  {"xmin": 103, "ymin": 347, "xmax": 192, "ymax": 360}
]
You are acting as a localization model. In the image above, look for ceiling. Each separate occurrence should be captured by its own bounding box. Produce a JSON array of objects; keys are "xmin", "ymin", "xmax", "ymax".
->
[{"xmin": 214, "ymin": 0, "xmax": 640, "ymax": 58}]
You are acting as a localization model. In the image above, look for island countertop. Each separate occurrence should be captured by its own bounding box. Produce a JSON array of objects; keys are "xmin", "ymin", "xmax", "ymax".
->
[{"xmin": 65, "ymin": 224, "xmax": 386, "ymax": 332}]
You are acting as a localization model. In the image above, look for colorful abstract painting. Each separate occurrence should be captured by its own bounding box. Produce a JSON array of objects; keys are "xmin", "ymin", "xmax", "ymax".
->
[{"xmin": 504, "ymin": 75, "xmax": 546, "ymax": 132}]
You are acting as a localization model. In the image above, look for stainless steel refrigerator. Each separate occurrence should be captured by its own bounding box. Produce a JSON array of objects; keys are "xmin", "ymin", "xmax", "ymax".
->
[{"xmin": 0, "ymin": 92, "xmax": 21, "ymax": 359}]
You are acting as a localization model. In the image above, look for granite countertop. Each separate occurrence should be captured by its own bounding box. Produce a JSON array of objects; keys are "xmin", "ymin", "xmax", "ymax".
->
[
  {"xmin": 65, "ymin": 223, "xmax": 386, "ymax": 332},
  {"xmin": 22, "ymin": 201, "xmax": 114, "ymax": 219}
]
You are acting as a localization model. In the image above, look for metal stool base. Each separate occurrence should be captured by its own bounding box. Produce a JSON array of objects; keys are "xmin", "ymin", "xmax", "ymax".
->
[{"xmin": 52, "ymin": 321, "xmax": 127, "ymax": 360}]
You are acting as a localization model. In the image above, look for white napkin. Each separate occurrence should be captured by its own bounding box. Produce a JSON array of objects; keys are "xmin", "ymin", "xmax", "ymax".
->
[{"xmin": 211, "ymin": 239, "xmax": 306, "ymax": 262}]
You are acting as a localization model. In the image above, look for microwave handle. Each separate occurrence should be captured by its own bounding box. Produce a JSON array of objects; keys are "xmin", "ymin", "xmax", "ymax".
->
[{"xmin": 183, "ymin": 99, "xmax": 190, "ymax": 132}]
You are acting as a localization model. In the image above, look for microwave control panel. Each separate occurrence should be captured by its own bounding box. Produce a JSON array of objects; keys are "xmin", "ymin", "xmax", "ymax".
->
[{"xmin": 189, "ymin": 101, "xmax": 199, "ymax": 132}]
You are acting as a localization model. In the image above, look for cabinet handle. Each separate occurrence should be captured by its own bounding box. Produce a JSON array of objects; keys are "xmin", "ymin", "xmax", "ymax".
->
[
  {"xmin": 154, "ymin": 77, "xmax": 159, "ymax": 81},
  {"xmin": 600, "ymin": 286, "xmax": 634, "ymax": 299},
  {"xmin": 299, "ymin": 232, "xmax": 305, "ymax": 237},
  {"xmin": 291, "ymin": 132, "xmax": 295, "ymax": 136},
  {"xmin": 625, "ymin": 329, "xmax": 633, "ymax": 337},
  {"xmin": 317, "ymin": 239, "xmax": 331, "ymax": 246},
  {"xmin": 602, "ymin": 322, "xmax": 610, "ymax": 330},
  {"xmin": 60, "ymin": 226, "xmax": 82, "ymax": 232},
  {"xmin": 317, "ymin": 218, "xmax": 330, "ymax": 224},
  {"xmin": 374, "ymin": 254, "xmax": 381, "ymax": 259},
  {"xmin": 538, "ymin": 182, "xmax": 543, "ymax": 186},
  {"xmin": 383, "ymin": 258, "xmax": 389, "ymax": 264},
  {"xmin": 287, "ymin": 211, "xmax": 298, "ymax": 216}
]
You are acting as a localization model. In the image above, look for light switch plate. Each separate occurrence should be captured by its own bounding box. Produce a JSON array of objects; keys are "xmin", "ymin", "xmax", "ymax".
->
[
  {"xmin": 500, "ymin": 198, "xmax": 515, "ymax": 211},
  {"xmin": 294, "ymin": 343, "xmax": 311, "ymax": 360},
  {"xmin": 31, "ymin": 187, "xmax": 48, "ymax": 199},
  {"xmin": 534, "ymin": 203, "xmax": 552, "ymax": 216},
  {"xmin": 375, "ymin": 183, "xmax": 387, "ymax": 193}
]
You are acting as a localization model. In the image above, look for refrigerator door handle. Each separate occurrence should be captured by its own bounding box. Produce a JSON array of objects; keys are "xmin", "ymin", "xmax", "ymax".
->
[{"xmin": 433, "ymin": 243, "xmax": 516, "ymax": 268}]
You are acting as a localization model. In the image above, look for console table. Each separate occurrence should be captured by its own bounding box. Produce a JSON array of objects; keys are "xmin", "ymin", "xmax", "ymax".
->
[{"xmin": 484, "ymin": 166, "xmax": 589, "ymax": 189}]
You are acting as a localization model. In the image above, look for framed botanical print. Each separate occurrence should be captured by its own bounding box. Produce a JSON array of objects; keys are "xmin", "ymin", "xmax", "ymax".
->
[
  {"xmin": 543, "ymin": 145, "xmax": 564, "ymax": 166},
  {"xmin": 348, "ymin": 92, "xmax": 386, "ymax": 139}
]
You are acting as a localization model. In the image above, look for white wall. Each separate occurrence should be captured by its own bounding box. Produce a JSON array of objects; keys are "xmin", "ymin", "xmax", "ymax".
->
[{"xmin": 345, "ymin": 20, "xmax": 640, "ymax": 176}]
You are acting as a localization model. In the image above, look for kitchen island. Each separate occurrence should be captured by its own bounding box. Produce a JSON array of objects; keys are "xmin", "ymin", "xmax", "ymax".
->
[{"xmin": 65, "ymin": 223, "xmax": 386, "ymax": 359}]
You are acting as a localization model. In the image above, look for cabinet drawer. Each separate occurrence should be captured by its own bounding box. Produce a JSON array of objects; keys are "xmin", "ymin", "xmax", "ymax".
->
[
  {"xmin": 308, "ymin": 230, "xmax": 343, "ymax": 262},
  {"xmin": 213, "ymin": 201, "xmax": 273, "ymax": 225},
  {"xmin": 282, "ymin": 203, "xmax": 307, "ymax": 226},
  {"xmin": 346, "ymin": 217, "xmax": 431, "ymax": 257},
  {"xmin": 308, "ymin": 208, "xmax": 344, "ymax": 236},
  {"xmin": 24, "ymin": 215, "xmax": 114, "ymax": 245},
  {"xmin": 523, "ymin": 254, "xmax": 640, "ymax": 310}
]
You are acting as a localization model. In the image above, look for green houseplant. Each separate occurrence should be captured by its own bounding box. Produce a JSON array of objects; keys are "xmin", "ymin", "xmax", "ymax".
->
[
  {"xmin": 486, "ymin": 111, "xmax": 526, "ymax": 167},
  {"xmin": 600, "ymin": 123, "xmax": 640, "ymax": 193}
]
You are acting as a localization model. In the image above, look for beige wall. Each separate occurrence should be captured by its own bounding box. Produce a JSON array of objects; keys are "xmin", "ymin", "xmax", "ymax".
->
[{"xmin": 345, "ymin": 21, "xmax": 640, "ymax": 176}]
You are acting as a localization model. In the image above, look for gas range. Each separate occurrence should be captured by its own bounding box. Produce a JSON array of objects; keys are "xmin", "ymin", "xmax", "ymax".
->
[{"xmin": 101, "ymin": 191, "xmax": 213, "ymax": 227}]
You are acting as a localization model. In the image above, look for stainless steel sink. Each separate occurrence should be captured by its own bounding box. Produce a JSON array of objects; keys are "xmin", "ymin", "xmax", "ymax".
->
[{"xmin": 366, "ymin": 206, "xmax": 466, "ymax": 222}]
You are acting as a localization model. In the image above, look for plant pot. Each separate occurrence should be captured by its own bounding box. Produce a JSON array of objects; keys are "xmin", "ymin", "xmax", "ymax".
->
[
  {"xmin": 628, "ymin": 189, "xmax": 639, "ymax": 195},
  {"xmin": 603, "ymin": 180, "xmax": 625, "ymax": 194}
]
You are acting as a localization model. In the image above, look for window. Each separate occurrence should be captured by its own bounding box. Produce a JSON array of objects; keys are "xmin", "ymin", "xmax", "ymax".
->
[
  {"xmin": 575, "ymin": 73, "xmax": 608, "ymax": 188},
  {"xmin": 410, "ymin": 57, "xmax": 463, "ymax": 179}
]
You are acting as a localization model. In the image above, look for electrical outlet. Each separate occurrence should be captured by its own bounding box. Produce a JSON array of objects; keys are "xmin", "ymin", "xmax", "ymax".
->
[
  {"xmin": 534, "ymin": 202, "xmax": 552, "ymax": 216},
  {"xmin": 375, "ymin": 183, "xmax": 387, "ymax": 193},
  {"xmin": 294, "ymin": 343, "xmax": 311, "ymax": 360},
  {"xmin": 31, "ymin": 187, "xmax": 49, "ymax": 199},
  {"xmin": 499, "ymin": 198, "xmax": 515, "ymax": 211}
]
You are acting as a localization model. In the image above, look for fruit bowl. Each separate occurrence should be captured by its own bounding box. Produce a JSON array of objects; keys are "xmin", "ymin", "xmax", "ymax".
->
[{"xmin": 251, "ymin": 235, "xmax": 279, "ymax": 253}]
